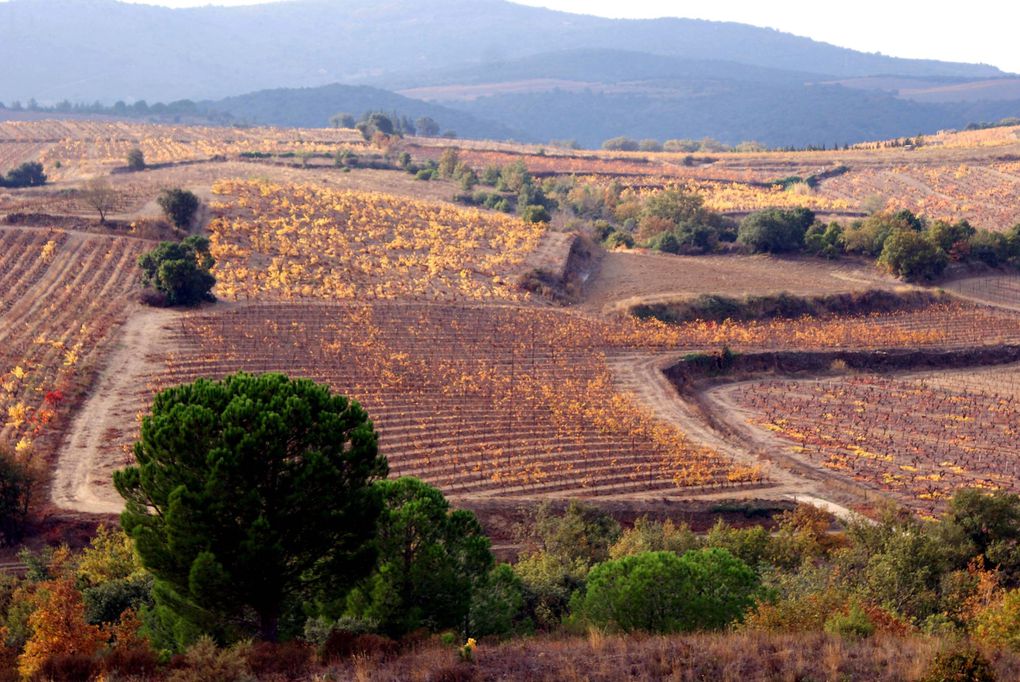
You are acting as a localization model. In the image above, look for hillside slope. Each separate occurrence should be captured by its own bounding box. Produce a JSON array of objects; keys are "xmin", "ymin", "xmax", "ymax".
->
[{"xmin": 0, "ymin": 0, "xmax": 1006, "ymax": 103}]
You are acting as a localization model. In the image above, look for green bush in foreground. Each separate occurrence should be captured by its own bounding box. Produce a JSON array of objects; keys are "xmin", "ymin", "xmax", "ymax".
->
[{"xmin": 571, "ymin": 548, "xmax": 760, "ymax": 633}]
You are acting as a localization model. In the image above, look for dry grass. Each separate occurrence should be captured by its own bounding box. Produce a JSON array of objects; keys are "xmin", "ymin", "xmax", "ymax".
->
[{"xmin": 324, "ymin": 631, "xmax": 1020, "ymax": 681}]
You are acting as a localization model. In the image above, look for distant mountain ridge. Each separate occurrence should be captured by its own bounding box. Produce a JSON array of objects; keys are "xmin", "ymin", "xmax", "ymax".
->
[
  {"xmin": 0, "ymin": 0, "xmax": 1007, "ymax": 104},
  {"xmin": 1, "ymin": 0, "xmax": 1017, "ymax": 147}
]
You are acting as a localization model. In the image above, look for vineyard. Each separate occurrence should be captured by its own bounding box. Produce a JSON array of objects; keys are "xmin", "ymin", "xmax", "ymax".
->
[
  {"xmin": 69, "ymin": 294, "xmax": 1020, "ymax": 511},
  {"xmin": 820, "ymin": 161, "xmax": 1020, "ymax": 230},
  {"xmin": 944, "ymin": 274, "xmax": 1020, "ymax": 310},
  {"xmin": 96, "ymin": 302, "xmax": 766, "ymax": 501},
  {"xmin": 0, "ymin": 227, "xmax": 145, "ymax": 463},
  {"xmin": 0, "ymin": 120, "xmax": 365, "ymax": 180},
  {"xmin": 721, "ymin": 365, "xmax": 1020, "ymax": 515},
  {"xmin": 207, "ymin": 180, "xmax": 547, "ymax": 301},
  {"xmin": 1, "ymin": 120, "xmax": 1019, "ymax": 230},
  {"xmin": 0, "ymin": 118, "xmax": 1017, "ymax": 519}
]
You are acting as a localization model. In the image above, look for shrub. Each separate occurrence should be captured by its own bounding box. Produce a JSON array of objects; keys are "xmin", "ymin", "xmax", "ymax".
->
[
  {"xmin": 823, "ymin": 602, "xmax": 876, "ymax": 639},
  {"xmin": 0, "ymin": 161, "xmax": 46, "ymax": 188},
  {"xmin": 968, "ymin": 231, "xmax": 1010, "ymax": 267},
  {"xmin": 157, "ymin": 188, "xmax": 201, "ymax": 230},
  {"xmin": 519, "ymin": 204, "xmax": 551, "ymax": 223},
  {"xmin": 604, "ymin": 230, "xmax": 634, "ymax": 249},
  {"xmin": 841, "ymin": 211, "xmax": 921, "ymax": 256},
  {"xmin": 320, "ymin": 631, "xmax": 397, "ymax": 663},
  {"xmin": 343, "ymin": 478, "xmax": 493, "ymax": 637},
  {"xmin": 804, "ymin": 222, "xmax": 845, "ymax": 258},
  {"xmin": 738, "ymin": 208, "xmax": 815, "ymax": 253},
  {"xmin": 35, "ymin": 653, "xmax": 98, "ymax": 682},
  {"xmin": 602, "ymin": 137, "xmax": 639, "ymax": 152},
  {"xmin": 137, "ymin": 235, "xmax": 216, "ymax": 306},
  {"xmin": 468, "ymin": 564, "xmax": 527, "ymax": 638},
  {"xmin": 245, "ymin": 641, "xmax": 313, "ymax": 680},
  {"xmin": 101, "ymin": 645, "xmax": 159, "ymax": 679},
  {"xmin": 609, "ymin": 518, "xmax": 700, "ymax": 559},
  {"xmin": 929, "ymin": 219, "xmax": 977, "ymax": 255},
  {"xmin": 878, "ymin": 229, "xmax": 948, "ymax": 281},
  {"xmin": 167, "ymin": 637, "xmax": 252, "ymax": 682},
  {"xmin": 81, "ymin": 574, "xmax": 153, "ymax": 625},
  {"xmin": 973, "ymin": 589, "xmax": 1020, "ymax": 650},
  {"xmin": 743, "ymin": 590, "xmax": 848, "ymax": 633},
  {"xmin": 126, "ymin": 148, "xmax": 146, "ymax": 171},
  {"xmin": 920, "ymin": 645, "xmax": 996, "ymax": 682},
  {"xmin": 571, "ymin": 548, "xmax": 760, "ymax": 633}
]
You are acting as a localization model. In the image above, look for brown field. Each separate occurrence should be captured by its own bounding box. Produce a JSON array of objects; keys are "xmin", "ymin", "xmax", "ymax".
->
[
  {"xmin": 581, "ymin": 250, "xmax": 899, "ymax": 313},
  {"xmin": 713, "ymin": 365, "xmax": 1020, "ymax": 516}
]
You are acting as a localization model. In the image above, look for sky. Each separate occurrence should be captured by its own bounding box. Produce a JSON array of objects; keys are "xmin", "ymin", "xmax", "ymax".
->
[{"xmin": 108, "ymin": 0, "xmax": 1020, "ymax": 74}]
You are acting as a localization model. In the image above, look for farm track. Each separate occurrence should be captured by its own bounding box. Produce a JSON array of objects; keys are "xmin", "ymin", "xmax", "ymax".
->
[{"xmin": 52, "ymin": 307, "xmax": 178, "ymax": 515}]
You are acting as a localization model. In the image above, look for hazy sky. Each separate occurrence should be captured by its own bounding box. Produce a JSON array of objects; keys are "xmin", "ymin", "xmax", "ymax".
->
[{"xmin": 109, "ymin": 0, "xmax": 1020, "ymax": 74}]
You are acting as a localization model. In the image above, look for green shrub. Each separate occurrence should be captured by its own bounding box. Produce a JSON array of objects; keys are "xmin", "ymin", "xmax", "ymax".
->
[
  {"xmin": 804, "ymin": 222, "xmax": 845, "ymax": 258},
  {"xmin": 737, "ymin": 208, "xmax": 815, "ymax": 253},
  {"xmin": 157, "ymin": 188, "xmax": 200, "ymax": 230},
  {"xmin": 646, "ymin": 231, "xmax": 681, "ymax": 254},
  {"xmin": 878, "ymin": 229, "xmax": 948, "ymax": 280},
  {"xmin": 0, "ymin": 161, "xmax": 47, "ymax": 188},
  {"xmin": 519, "ymin": 204, "xmax": 551, "ymax": 223},
  {"xmin": 604, "ymin": 231, "xmax": 634, "ymax": 249},
  {"xmin": 126, "ymin": 148, "xmax": 146, "ymax": 171},
  {"xmin": 571, "ymin": 548, "xmax": 760, "ymax": 633},
  {"xmin": 823, "ymin": 602, "xmax": 875, "ymax": 639},
  {"xmin": 602, "ymin": 136, "xmax": 639, "ymax": 152},
  {"xmin": 137, "ymin": 236, "xmax": 216, "ymax": 306},
  {"xmin": 929, "ymin": 219, "xmax": 977, "ymax": 254},
  {"xmin": 968, "ymin": 231, "xmax": 1010, "ymax": 267},
  {"xmin": 344, "ymin": 478, "xmax": 493, "ymax": 637},
  {"xmin": 841, "ymin": 210, "xmax": 922, "ymax": 256},
  {"xmin": 468, "ymin": 564, "xmax": 528, "ymax": 637}
]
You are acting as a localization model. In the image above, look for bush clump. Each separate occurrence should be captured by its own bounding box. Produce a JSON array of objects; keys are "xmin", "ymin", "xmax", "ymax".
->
[
  {"xmin": 137, "ymin": 235, "xmax": 216, "ymax": 306},
  {"xmin": 570, "ymin": 548, "xmax": 760, "ymax": 633},
  {"xmin": 0, "ymin": 161, "xmax": 47, "ymax": 188},
  {"xmin": 157, "ymin": 188, "xmax": 201, "ymax": 230},
  {"xmin": 738, "ymin": 208, "xmax": 815, "ymax": 253}
]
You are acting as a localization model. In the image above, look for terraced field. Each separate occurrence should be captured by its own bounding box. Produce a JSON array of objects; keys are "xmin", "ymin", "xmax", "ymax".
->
[{"xmin": 0, "ymin": 227, "xmax": 145, "ymax": 462}]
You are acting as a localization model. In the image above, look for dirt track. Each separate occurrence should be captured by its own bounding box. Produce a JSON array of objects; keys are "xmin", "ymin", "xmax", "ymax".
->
[{"xmin": 51, "ymin": 306, "xmax": 178, "ymax": 515}]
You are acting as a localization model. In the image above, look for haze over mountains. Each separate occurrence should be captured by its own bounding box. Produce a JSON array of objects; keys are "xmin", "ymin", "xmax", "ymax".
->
[{"xmin": 2, "ymin": 0, "xmax": 1019, "ymax": 146}]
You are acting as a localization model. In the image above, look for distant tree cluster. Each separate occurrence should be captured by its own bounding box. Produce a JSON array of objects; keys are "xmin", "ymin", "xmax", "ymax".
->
[
  {"xmin": 0, "ymin": 161, "xmax": 47, "ymax": 188},
  {"xmin": 728, "ymin": 205, "xmax": 1020, "ymax": 281},
  {"xmin": 601, "ymin": 136, "xmax": 766, "ymax": 154},
  {"xmin": 565, "ymin": 182, "xmax": 734, "ymax": 255},
  {"xmin": 446, "ymin": 156, "xmax": 554, "ymax": 223},
  {"xmin": 328, "ymin": 111, "xmax": 450, "ymax": 141}
]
